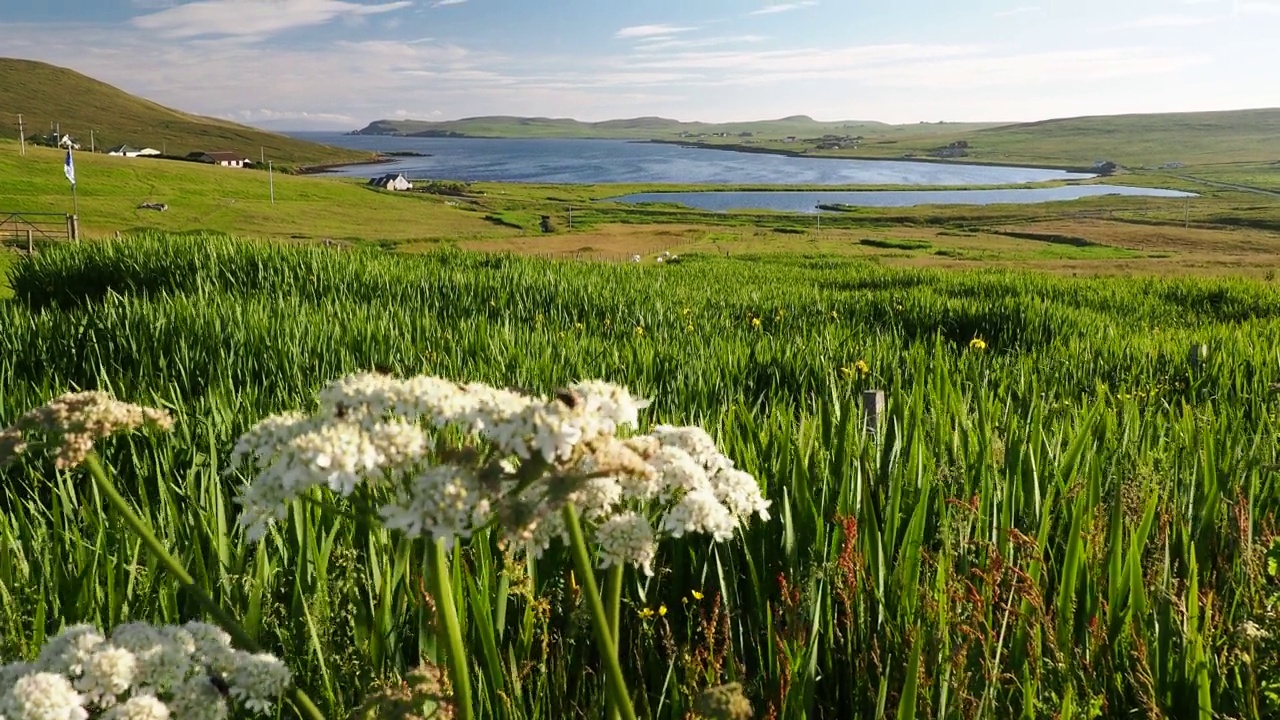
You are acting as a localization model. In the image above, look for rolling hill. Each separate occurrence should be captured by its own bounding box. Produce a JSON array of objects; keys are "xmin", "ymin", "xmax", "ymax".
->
[
  {"xmin": 0, "ymin": 58, "xmax": 374, "ymax": 169},
  {"xmin": 356, "ymin": 107, "xmax": 1280, "ymax": 169},
  {"xmin": 351, "ymin": 114, "xmax": 998, "ymax": 140}
]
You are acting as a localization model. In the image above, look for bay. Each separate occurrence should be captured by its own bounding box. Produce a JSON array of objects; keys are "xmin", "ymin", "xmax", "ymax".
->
[
  {"xmin": 291, "ymin": 133, "xmax": 1094, "ymax": 186},
  {"xmin": 608, "ymin": 186, "xmax": 1197, "ymax": 213}
]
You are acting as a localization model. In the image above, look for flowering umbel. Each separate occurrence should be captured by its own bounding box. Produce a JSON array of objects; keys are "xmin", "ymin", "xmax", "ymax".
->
[
  {"xmin": 0, "ymin": 622, "xmax": 289, "ymax": 719},
  {"xmin": 0, "ymin": 392, "xmax": 173, "ymax": 469},
  {"xmin": 230, "ymin": 373, "xmax": 771, "ymax": 575}
]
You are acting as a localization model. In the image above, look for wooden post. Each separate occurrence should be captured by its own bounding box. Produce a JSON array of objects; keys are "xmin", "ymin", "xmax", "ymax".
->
[
  {"xmin": 26, "ymin": 229, "xmax": 33, "ymax": 254},
  {"xmin": 862, "ymin": 389, "xmax": 886, "ymax": 436},
  {"xmin": 1189, "ymin": 342, "xmax": 1208, "ymax": 372}
]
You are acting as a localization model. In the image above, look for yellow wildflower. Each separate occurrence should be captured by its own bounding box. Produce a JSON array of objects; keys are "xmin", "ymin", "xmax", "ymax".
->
[
  {"xmin": 658, "ymin": 604, "xmax": 668, "ymax": 617},
  {"xmin": 638, "ymin": 607, "xmax": 655, "ymax": 619},
  {"xmin": 969, "ymin": 337, "xmax": 987, "ymax": 351},
  {"xmin": 634, "ymin": 325, "xmax": 645, "ymax": 337},
  {"xmin": 691, "ymin": 590, "xmax": 704, "ymax": 600},
  {"xmin": 574, "ymin": 322, "xmax": 585, "ymax": 332},
  {"xmin": 750, "ymin": 317, "xmax": 762, "ymax": 330},
  {"xmin": 685, "ymin": 323, "xmax": 694, "ymax": 333},
  {"xmin": 829, "ymin": 310, "xmax": 839, "ymax": 321}
]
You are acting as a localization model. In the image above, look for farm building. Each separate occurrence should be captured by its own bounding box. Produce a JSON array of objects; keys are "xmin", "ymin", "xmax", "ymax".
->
[
  {"xmin": 188, "ymin": 151, "xmax": 250, "ymax": 168},
  {"xmin": 368, "ymin": 173, "xmax": 413, "ymax": 191},
  {"xmin": 107, "ymin": 144, "xmax": 161, "ymax": 157}
]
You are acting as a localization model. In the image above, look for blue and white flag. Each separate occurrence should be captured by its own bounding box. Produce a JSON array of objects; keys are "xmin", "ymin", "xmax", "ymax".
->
[{"xmin": 64, "ymin": 150, "xmax": 75, "ymax": 185}]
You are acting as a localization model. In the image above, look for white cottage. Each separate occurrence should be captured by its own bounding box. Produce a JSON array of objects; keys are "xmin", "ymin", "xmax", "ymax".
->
[{"xmin": 369, "ymin": 173, "xmax": 413, "ymax": 191}]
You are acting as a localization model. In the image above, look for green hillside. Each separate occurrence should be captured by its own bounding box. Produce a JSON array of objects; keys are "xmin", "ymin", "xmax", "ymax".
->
[
  {"xmin": 354, "ymin": 114, "xmax": 998, "ymax": 140},
  {"xmin": 0, "ymin": 58, "xmax": 374, "ymax": 169},
  {"xmin": 963, "ymin": 108, "xmax": 1280, "ymax": 167},
  {"xmin": 0, "ymin": 139, "xmax": 504, "ymax": 242}
]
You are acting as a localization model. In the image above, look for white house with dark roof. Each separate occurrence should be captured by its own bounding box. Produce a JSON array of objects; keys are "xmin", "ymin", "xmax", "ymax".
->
[{"xmin": 368, "ymin": 173, "xmax": 413, "ymax": 191}]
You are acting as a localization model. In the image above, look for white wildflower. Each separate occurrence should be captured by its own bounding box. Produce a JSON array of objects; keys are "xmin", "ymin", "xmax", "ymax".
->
[
  {"xmin": 380, "ymin": 464, "xmax": 488, "ymax": 547},
  {"xmin": 167, "ymin": 676, "xmax": 228, "ymax": 720},
  {"xmin": 571, "ymin": 380, "xmax": 649, "ymax": 435},
  {"xmin": 227, "ymin": 652, "xmax": 291, "ymax": 715},
  {"xmin": 1239, "ymin": 620, "xmax": 1270, "ymax": 642},
  {"xmin": 107, "ymin": 624, "xmax": 187, "ymax": 694},
  {"xmin": 660, "ymin": 488, "xmax": 737, "ymax": 541},
  {"xmin": 102, "ymin": 695, "xmax": 168, "ymax": 720},
  {"xmin": 708, "ymin": 467, "xmax": 771, "ymax": 522},
  {"xmin": 0, "ymin": 672, "xmax": 87, "ymax": 720},
  {"xmin": 290, "ymin": 421, "xmax": 385, "ymax": 496},
  {"xmin": 34, "ymin": 625, "xmax": 104, "ymax": 677},
  {"xmin": 652, "ymin": 446, "xmax": 711, "ymax": 496},
  {"xmin": 181, "ymin": 623, "xmax": 234, "ymax": 674},
  {"xmin": 229, "ymin": 412, "xmax": 309, "ymax": 469},
  {"xmin": 571, "ymin": 476, "xmax": 622, "ymax": 522},
  {"xmin": 651, "ymin": 425, "xmax": 721, "ymax": 468},
  {"xmin": 595, "ymin": 512, "xmax": 657, "ymax": 576},
  {"xmin": 73, "ymin": 646, "xmax": 135, "ymax": 708},
  {"xmin": 0, "ymin": 662, "xmax": 34, "ymax": 696}
]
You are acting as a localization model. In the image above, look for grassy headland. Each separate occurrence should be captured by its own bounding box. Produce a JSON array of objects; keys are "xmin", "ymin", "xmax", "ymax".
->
[
  {"xmin": 363, "ymin": 107, "xmax": 1280, "ymax": 173},
  {"xmin": 0, "ymin": 58, "xmax": 374, "ymax": 169}
]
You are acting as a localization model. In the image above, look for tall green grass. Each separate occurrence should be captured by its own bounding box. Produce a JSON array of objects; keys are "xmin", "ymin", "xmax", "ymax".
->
[{"xmin": 3, "ymin": 233, "xmax": 1280, "ymax": 718}]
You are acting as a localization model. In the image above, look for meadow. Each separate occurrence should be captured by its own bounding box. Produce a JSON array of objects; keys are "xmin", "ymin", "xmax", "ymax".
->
[{"xmin": 4, "ymin": 233, "xmax": 1280, "ymax": 719}]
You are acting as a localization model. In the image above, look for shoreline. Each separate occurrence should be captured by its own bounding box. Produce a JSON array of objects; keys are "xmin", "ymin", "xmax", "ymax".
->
[
  {"xmin": 638, "ymin": 139, "xmax": 1098, "ymax": 174},
  {"xmin": 295, "ymin": 155, "xmax": 398, "ymax": 175}
]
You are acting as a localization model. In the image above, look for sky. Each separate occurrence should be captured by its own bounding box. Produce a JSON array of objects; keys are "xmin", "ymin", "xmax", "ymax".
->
[{"xmin": 0, "ymin": 0, "xmax": 1277, "ymax": 129}]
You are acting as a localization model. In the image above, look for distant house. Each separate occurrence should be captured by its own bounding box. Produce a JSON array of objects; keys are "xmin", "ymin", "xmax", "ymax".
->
[
  {"xmin": 783, "ymin": 136, "xmax": 797, "ymax": 143},
  {"xmin": 188, "ymin": 151, "xmax": 250, "ymax": 168},
  {"xmin": 107, "ymin": 144, "xmax": 162, "ymax": 158},
  {"xmin": 1159, "ymin": 161, "xmax": 1186, "ymax": 169},
  {"xmin": 368, "ymin": 173, "xmax": 413, "ymax": 191},
  {"xmin": 1092, "ymin": 159, "xmax": 1120, "ymax": 175}
]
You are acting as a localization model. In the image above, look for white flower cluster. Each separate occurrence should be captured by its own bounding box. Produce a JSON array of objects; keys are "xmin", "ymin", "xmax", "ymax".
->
[
  {"xmin": 0, "ymin": 622, "xmax": 290, "ymax": 720},
  {"xmin": 231, "ymin": 372, "xmax": 771, "ymax": 575}
]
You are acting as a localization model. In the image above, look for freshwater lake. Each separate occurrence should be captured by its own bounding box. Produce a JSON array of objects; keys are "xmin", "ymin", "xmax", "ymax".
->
[{"xmin": 293, "ymin": 133, "xmax": 1194, "ymax": 210}]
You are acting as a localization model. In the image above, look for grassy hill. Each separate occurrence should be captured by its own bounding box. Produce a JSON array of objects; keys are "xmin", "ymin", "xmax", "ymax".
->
[
  {"xmin": 354, "ymin": 114, "xmax": 999, "ymax": 140},
  {"xmin": 0, "ymin": 139, "xmax": 507, "ymax": 242},
  {"xmin": 365, "ymin": 108, "xmax": 1280, "ymax": 170},
  {"xmin": 0, "ymin": 58, "xmax": 374, "ymax": 169},
  {"xmin": 667, "ymin": 108, "xmax": 1280, "ymax": 169}
]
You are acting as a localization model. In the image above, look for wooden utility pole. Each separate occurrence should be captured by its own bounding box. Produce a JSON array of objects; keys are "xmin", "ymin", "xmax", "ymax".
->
[
  {"xmin": 90, "ymin": 130, "xmax": 95, "ymax": 153},
  {"xmin": 268, "ymin": 160, "xmax": 275, "ymax": 204},
  {"xmin": 17, "ymin": 113, "xmax": 24, "ymax": 155}
]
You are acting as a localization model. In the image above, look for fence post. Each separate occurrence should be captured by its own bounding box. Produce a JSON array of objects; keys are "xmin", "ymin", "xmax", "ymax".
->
[
  {"xmin": 1189, "ymin": 342, "xmax": 1208, "ymax": 373},
  {"xmin": 26, "ymin": 229, "xmax": 33, "ymax": 254},
  {"xmin": 862, "ymin": 389, "xmax": 886, "ymax": 436},
  {"xmin": 70, "ymin": 215, "xmax": 79, "ymax": 241}
]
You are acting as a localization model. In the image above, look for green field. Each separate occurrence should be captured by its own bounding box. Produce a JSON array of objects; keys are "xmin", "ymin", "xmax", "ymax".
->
[
  {"xmin": 4, "ymin": 234, "xmax": 1280, "ymax": 718},
  {"xmin": 0, "ymin": 58, "xmax": 372, "ymax": 169},
  {"xmin": 0, "ymin": 139, "xmax": 506, "ymax": 242}
]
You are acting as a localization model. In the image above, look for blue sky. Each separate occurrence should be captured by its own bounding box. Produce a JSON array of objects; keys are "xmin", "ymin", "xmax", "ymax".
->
[{"xmin": 0, "ymin": 0, "xmax": 1277, "ymax": 129}]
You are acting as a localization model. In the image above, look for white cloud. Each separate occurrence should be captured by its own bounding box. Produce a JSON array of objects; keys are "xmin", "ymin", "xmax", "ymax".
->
[
  {"xmin": 633, "ymin": 34, "xmax": 768, "ymax": 51},
  {"xmin": 614, "ymin": 24, "xmax": 697, "ymax": 39},
  {"xmin": 1122, "ymin": 13, "xmax": 1219, "ymax": 27},
  {"xmin": 994, "ymin": 6, "xmax": 1042, "ymax": 17},
  {"xmin": 132, "ymin": 0, "xmax": 414, "ymax": 39},
  {"xmin": 748, "ymin": 1, "xmax": 817, "ymax": 15},
  {"xmin": 433, "ymin": 0, "xmax": 467, "ymax": 6},
  {"xmin": 1239, "ymin": 1, "xmax": 1280, "ymax": 13}
]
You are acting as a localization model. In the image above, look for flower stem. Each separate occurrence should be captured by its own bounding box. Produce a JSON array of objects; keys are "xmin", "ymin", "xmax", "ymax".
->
[
  {"xmin": 429, "ymin": 538, "xmax": 475, "ymax": 720},
  {"xmin": 561, "ymin": 502, "xmax": 637, "ymax": 720},
  {"xmin": 604, "ymin": 564, "xmax": 624, "ymax": 720},
  {"xmin": 83, "ymin": 453, "xmax": 326, "ymax": 720}
]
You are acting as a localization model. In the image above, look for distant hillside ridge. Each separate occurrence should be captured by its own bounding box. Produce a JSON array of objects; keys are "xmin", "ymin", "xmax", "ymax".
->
[
  {"xmin": 0, "ymin": 58, "xmax": 374, "ymax": 168},
  {"xmin": 351, "ymin": 114, "xmax": 907, "ymax": 140}
]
